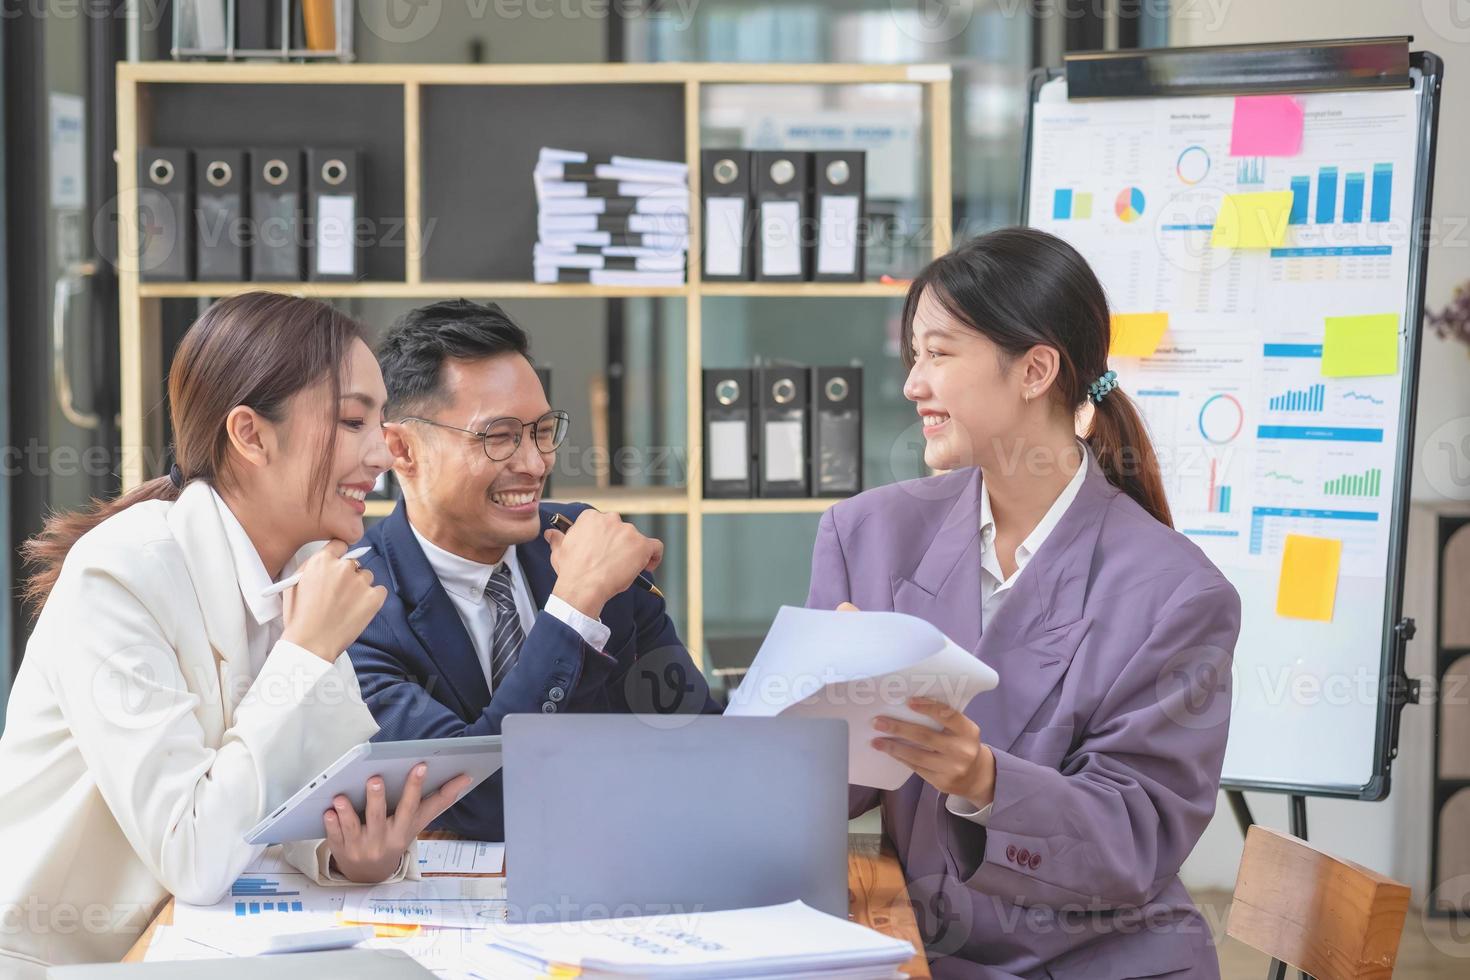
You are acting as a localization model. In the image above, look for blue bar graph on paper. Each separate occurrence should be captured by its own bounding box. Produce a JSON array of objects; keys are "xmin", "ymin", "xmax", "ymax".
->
[
  {"xmin": 1053, "ymin": 188, "xmax": 1071, "ymax": 220},
  {"xmin": 1343, "ymin": 172, "xmax": 1365, "ymax": 223},
  {"xmin": 230, "ymin": 877, "xmax": 300, "ymax": 898},
  {"xmin": 1269, "ymin": 383, "xmax": 1325, "ymax": 412},
  {"xmin": 1315, "ymin": 167, "xmax": 1338, "ymax": 224},
  {"xmin": 233, "ymin": 899, "xmax": 306, "ymax": 916},
  {"xmin": 1289, "ymin": 176, "xmax": 1310, "ymax": 225},
  {"xmin": 1371, "ymin": 162, "xmax": 1392, "ymax": 221}
]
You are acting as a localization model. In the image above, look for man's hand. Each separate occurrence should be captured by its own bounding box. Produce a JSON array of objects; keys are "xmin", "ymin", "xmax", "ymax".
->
[{"xmin": 545, "ymin": 510, "xmax": 663, "ymax": 619}]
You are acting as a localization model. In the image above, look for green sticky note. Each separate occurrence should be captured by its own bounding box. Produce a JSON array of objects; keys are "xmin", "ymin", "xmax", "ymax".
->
[{"xmin": 1322, "ymin": 314, "xmax": 1399, "ymax": 377}]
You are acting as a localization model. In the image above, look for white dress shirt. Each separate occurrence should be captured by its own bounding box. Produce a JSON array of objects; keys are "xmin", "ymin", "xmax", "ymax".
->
[
  {"xmin": 947, "ymin": 447, "xmax": 1090, "ymax": 826},
  {"xmin": 211, "ymin": 488, "xmax": 296, "ymax": 676},
  {"xmin": 410, "ymin": 523, "xmax": 610, "ymax": 694}
]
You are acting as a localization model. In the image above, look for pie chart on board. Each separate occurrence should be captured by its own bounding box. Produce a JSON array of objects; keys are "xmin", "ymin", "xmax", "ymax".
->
[
  {"xmin": 1176, "ymin": 145, "xmax": 1210, "ymax": 184},
  {"xmin": 1115, "ymin": 186, "xmax": 1146, "ymax": 222}
]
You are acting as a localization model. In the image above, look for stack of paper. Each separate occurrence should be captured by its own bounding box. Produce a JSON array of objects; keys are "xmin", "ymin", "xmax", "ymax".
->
[
  {"xmin": 534, "ymin": 147, "xmax": 689, "ymax": 286},
  {"xmin": 468, "ymin": 900, "xmax": 914, "ymax": 978}
]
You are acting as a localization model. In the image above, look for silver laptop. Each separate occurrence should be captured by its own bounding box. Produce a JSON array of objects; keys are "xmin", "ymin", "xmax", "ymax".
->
[{"xmin": 502, "ymin": 715, "xmax": 849, "ymax": 922}]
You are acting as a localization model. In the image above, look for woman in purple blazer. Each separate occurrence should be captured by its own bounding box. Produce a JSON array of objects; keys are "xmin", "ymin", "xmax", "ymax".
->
[{"xmin": 807, "ymin": 228, "xmax": 1241, "ymax": 979}]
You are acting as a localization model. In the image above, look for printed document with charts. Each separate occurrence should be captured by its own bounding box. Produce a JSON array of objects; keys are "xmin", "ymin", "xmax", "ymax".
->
[
  {"xmin": 725, "ymin": 606, "xmax": 998, "ymax": 790},
  {"xmin": 468, "ymin": 900, "xmax": 915, "ymax": 978}
]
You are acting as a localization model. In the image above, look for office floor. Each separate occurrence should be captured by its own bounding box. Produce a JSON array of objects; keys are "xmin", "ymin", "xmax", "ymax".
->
[{"xmin": 1191, "ymin": 890, "xmax": 1468, "ymax": 978}]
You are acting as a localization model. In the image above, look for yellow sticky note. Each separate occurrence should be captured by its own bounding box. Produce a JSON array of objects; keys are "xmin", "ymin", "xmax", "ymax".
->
[
  {"xmin": 1110, "ymin": 312, "xmax": 1170, "ymax": 358},
  {"xmin": 1276, "ymin": 534, "xmax": 1342, "ymax": 622},
  {"xmin": 1211, "ymin": 191, "xmax": 1294, "ymax": 248},
  {"xmin": 1322, "ymin": 313, "xmax": 1399, "ymax": 377}
]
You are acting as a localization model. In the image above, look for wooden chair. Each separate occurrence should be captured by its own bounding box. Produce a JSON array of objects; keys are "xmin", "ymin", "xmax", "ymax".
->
[{"xmin": 1227, "ymin": 825, "xmax": 1411, "ymax": 980}]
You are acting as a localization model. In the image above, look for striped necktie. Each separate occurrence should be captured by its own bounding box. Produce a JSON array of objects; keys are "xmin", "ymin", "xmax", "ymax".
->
[{"xmin": 486, "ymin": 562, "xmax": 524, "ymax": 692}]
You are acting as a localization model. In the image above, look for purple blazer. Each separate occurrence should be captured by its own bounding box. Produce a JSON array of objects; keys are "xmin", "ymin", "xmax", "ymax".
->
[{"xmin": 807, "ymin": 460, "xmax": 1240, "ymax": 980}]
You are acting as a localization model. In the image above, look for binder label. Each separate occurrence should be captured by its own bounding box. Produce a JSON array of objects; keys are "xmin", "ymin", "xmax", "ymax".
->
[
  {"xmin": 708, "ymin": 420, "xmax": 750, "ymax": 482},
  {"xmin": 705, "ymin": 197, "xmax": 747, "ymax": 277},
  {"xmin": 816, "ymin": 195, "xmax": 860, "ymax": 276},
  {"xmin": 760, "ymin": 201, "xmax": 803, "ymax": 277},
  {"xmin": 315, "ymin": 194, "xmax": 357, "ymax": 277}
]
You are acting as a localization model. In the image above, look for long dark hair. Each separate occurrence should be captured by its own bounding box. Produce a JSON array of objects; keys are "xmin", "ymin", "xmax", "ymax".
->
[
  {"xmin": 900, "ymin": 227, "xmax": 1172, "ymax": 527},
  {"xmin": 23, "ymin": 291, "xmax": 366, "ymax": 610}
]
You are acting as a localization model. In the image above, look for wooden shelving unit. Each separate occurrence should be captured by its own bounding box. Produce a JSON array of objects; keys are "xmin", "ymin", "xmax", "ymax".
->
[{"xmin": 116, "ymin": 61, "xmax": 953, "ymax": 666}]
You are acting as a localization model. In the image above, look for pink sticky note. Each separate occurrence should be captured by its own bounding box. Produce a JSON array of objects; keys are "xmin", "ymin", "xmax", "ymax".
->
[{"xmin": 1230, "ymin": 95, "xmax": 1304, "ymax": 156}]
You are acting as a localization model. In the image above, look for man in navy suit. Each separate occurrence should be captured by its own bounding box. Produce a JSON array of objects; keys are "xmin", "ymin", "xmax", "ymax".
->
[{"xmin": 351, "ymin": 299, "xmax": 717, "ymax": 840}]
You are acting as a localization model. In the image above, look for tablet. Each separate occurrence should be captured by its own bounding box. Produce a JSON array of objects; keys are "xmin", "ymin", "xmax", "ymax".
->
[{"xmin": 245, "ymin": 736, "xmax": 503, "ymax": 845}]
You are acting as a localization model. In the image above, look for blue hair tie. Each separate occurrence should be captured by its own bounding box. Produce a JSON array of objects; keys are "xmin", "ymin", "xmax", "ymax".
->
[{"xmin": 1088, "ymin": 370, "xmax": 1118, "ymax": 404}]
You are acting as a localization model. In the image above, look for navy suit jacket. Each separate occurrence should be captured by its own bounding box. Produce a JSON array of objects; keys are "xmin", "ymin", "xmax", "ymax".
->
[{"xmin": 349, "ymin": 499, "xmax": 719, "ymax": 840}]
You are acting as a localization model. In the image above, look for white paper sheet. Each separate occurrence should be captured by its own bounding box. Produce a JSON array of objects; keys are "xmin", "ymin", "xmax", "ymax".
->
[
  {"xmin": 171, "ymin": 872, "xmax": 347, "ymax": 934},
  {"xmin": 417, "ymin": 838, "xmax": 505, "ymax": 875},
  {"xmin": 470, "ymin": 899, "xmax": 913, "ymax": 978},
  {"xmin": 726, "ymin": 606, "xmax": 999, "ymax": 790},
  {"xmin": 760, "ymin": 200, "xmax": 803, "ymax": 277},
  {"xmin": 341, "ymin": 877, "xmax": 507, "ymax": 929}
]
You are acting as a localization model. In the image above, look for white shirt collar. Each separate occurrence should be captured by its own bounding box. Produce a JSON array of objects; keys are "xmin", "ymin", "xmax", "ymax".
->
[
  {"xmin": 409, "ymin": 522, "xmax": 515, "ymax": 604},
  {"xmin": 208, "ymin": 486, "xmax": 283, "ymax": 627},
  {"xmin": 979, "ymin": 443, "xmax": 1090, "ymax": 573}
]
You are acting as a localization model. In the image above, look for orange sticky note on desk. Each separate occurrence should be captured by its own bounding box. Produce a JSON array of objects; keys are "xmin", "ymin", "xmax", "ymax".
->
[
  {"xmin": 1110, "ymin": 312, "xmax": 1169, "ymax": 358},
  {"xmin": 1322, "ymin": 313, "xmax": 1399, "ymax": 377},
  {"xmin": 1212, "ymin": 192, "xmax": 1293, "ymax": 248},
  {"xmin": 1230, "ymin": 95, "xmax": 1304, "ymax": 156},
  {"xmin": 1276, "ymin": 534, "xmax": 1342, "ymax": 622}
]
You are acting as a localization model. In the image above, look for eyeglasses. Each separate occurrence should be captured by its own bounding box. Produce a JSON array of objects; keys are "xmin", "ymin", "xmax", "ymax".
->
[{"xmin": 398, "ymin": 410, "xmax": 570, "ymax": 461}]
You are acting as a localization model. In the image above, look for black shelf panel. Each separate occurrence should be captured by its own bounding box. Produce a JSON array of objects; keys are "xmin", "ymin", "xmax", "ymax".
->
[
  {"xmin": 142, "ymin": 83, "xmax": 407, "ymax": 282},
  {"xmin": 419, "ymin": 84, "xmax": 686, "ymax": 282}
]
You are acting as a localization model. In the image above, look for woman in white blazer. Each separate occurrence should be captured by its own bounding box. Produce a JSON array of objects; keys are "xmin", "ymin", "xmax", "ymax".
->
[{"xmin": 0, "ymin": 293, "xmax": 471, "ymax": 974}]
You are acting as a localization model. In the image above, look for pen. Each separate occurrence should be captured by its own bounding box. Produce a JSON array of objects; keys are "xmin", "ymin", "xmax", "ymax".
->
[
  {"xmin": 547, "ymin": 512, "xmax": 665, "ymax": 600},
  {"xmin": 261, "ymin": 546, "xmax": 373, "ymax": 598}
]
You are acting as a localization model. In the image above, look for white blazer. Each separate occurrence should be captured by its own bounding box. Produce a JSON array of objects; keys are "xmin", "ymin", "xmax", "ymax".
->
[{"xmin": 0, "ymin": 483, "xmax": 386, "ymax": 973}]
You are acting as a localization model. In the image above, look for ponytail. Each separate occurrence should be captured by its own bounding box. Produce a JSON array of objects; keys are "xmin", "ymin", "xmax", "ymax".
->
[
  {"xmin": 1086, "ymin": 389, "xmax": 1173, "ymax": 528},
  {"xmin": 20, "ymin": 291, "xmax": 366, "ymax": 617},
  {"xmin": 22, "ymin": 476, "xmax": 182, "ymax": 612}
]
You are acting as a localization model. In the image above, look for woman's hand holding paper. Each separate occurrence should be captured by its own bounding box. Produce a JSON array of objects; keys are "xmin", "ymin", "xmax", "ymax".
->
[
  {"xmin": 836, "ymin": 603, "xmax": 997, "ymax": 805},
  {"xmin": 871, "ymin": 698, "xmax": 997, "ymax": 807}
]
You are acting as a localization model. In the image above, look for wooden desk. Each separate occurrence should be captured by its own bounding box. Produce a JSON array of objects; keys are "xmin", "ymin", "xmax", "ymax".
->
[{"xmin": 123, "ymin": 834, "xmax": 931, "ymax": 978}]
